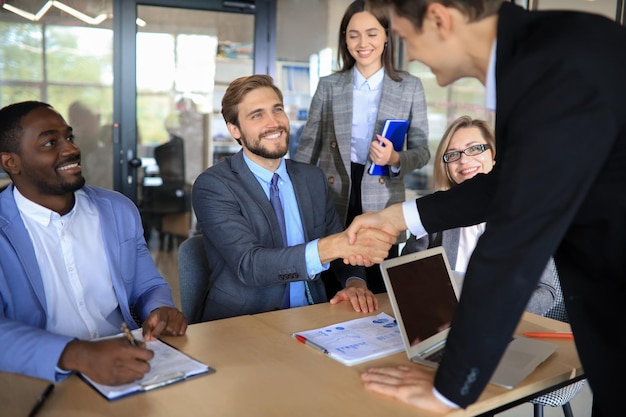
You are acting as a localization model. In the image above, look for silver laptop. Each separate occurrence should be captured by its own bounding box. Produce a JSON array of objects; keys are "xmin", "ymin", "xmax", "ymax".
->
[{"xmin": 380, "ymin": 246, "xmax": 557, "ymax": 389}]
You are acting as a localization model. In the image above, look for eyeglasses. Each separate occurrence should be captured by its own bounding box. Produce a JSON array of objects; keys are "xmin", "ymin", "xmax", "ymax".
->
[{"xmin": 443, "ymin": 144, "xmax": 491, "ymax": 163}]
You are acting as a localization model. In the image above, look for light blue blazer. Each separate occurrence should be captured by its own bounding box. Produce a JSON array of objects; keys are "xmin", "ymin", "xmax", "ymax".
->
[{"xmin": 0, "ymin": 185, "xmax": 175, "ymax": 382}]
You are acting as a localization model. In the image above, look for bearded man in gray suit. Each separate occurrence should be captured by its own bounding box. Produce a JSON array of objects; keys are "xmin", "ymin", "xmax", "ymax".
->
[{"xmin": 192, "ymin": 75, "xmax": 394, "ymax": 321}]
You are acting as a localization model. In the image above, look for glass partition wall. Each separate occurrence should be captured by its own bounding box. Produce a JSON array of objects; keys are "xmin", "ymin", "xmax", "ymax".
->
[
  {"xmin": 0, "ymin": 0, "xmax": 115, "ymax": 189},
  {"xmin": 2, "ymin": 0, "xmax": 622, "ymax": 199},
  {"xmin": 0, "ymin": 0, "xmax": 262, "ymax": 199}
]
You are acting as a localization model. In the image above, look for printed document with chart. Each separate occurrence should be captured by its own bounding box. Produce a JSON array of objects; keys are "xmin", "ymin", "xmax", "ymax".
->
[{"xmin": 292, "ymin": 312, "xmax": 404, "ymax": 365}]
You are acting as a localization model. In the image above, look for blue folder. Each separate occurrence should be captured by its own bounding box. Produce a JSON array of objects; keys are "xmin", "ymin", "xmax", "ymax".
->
[{"xmin": 368, "ymin": 119, "xmax": 410, "ymax": 176}]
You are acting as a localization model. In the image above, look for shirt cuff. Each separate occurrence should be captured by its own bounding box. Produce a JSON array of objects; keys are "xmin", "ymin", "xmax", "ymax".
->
[
  {"xmin": 433, "ymin": 387, "xmax": 460, "ymax": 409},
  {"xmin": 402, "ymin": 200, "xmax": 427, "ymax": 238},
  {"xmin": 55, "ymin": 367, "xmax": 74, "ymax": 381},
  {"xmin": 306, "ymin": 239, "xmax": 329, "ymax": 277},
  {"xmin": 345, "ymin": 276, "xmax": 365, "ymax": 286}
]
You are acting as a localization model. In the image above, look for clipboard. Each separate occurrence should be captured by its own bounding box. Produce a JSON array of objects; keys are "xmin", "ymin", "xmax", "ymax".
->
[
  {"xmin": 81, "ymin": 330, "xmax": 215, "ymax": 400},
  {"xmin": 368, "ymin": 119, "xmax": 410, "ymax": 176}
]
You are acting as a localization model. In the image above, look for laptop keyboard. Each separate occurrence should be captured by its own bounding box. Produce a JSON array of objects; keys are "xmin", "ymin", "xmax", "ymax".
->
[{"xmin": 423, "ymin": 348, "xmax": 445, "ymax": 363}]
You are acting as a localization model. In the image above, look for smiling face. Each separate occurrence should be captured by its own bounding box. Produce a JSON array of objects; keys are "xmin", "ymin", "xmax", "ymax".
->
[
  {"xmin": 445, "ymin": 126, "xmax": 494, "ymax": 184},
  {"xmin": 3, "ymin": 106, "xmax": 84, "ymax": 208},
  {"xmin": 390, "ymin": 7, "xmax": 467, "ymax": 86},
  {"xmin": 345, "ymin": 11, "xmax": 387, "ymax": 77},
  {"xmin": 226, "ymin": 86, "xmax": 290, "ymax": 169}
]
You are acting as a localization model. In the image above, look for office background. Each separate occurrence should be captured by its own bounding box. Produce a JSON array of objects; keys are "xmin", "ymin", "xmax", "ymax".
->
[
  {"xmin": 2, "ymin": 0, "xmax": 622, "ymax": 202},
  {"xmin": 1, "ymin": 1, "xmax": 618, "ymax": 415}
]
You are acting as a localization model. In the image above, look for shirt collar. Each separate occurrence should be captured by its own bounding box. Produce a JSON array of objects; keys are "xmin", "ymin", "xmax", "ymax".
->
[
  {"xmin": 14, "ymin": 187, "xmax": 88, "ymax": 226},
  {"xmin": 485, "ymin": 39, "xmax": 497, "ymax": 112},
  {"xmin": 353, "ymin": 66, "xmax": 384, "ymax": 90},
  {"xmin": 242, "ymin": 152, "xmax": 287, "ymax": 185}
]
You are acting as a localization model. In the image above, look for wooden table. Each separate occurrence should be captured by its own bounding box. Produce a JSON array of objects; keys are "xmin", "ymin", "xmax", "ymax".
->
[
  {"xmin": 254, "ymin": 293, "xmax": 585, "ymax": 417},
  {"xmin": 1, "ymin": 295, "xmax": 584, "ymax": 417}
]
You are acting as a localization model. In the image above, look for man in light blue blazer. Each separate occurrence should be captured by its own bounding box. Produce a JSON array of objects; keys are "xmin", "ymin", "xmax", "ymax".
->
[{"xmin": 0, "ymin": 101, "xmax": 187, "ymax": 385}]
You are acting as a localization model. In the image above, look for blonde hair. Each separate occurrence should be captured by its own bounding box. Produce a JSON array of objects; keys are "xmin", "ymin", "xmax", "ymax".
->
[{"xmin": 433, "ymin": 116, "xmax": 495, "ymax": 190}]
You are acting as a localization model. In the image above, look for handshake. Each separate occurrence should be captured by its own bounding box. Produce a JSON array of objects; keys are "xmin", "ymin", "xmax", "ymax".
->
[
  {"xmin": 317, "ymin": 204, "xmax": 407, "ymax": 267},
  {"xmin": 342, "ymin": 205, "xmax": 408, "ymax": 267}
]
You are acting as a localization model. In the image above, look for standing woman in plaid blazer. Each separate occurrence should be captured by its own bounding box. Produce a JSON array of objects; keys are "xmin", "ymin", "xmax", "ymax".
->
[{"xmin": 294, "ymin": 0, "xmax": 430, "ymax": 293}]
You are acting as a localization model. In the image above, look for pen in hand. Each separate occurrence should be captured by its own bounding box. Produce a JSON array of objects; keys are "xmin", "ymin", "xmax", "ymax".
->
[
  {"xmin": 28, "ymin": 383, "xmax": 54, "ymax": 417},
  {"xmin": 121, "ymin": 322, "xmax": 138, "ymax": 346}
]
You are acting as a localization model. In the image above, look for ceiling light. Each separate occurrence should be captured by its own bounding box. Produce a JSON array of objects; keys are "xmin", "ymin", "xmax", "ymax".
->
[
  {"xmin": 52, "ymin": 1, "xmax": 107, "ymax": 25},
  {"xmin": 2, "ymin": 1, "xmax": 108, "ymax": 25}
]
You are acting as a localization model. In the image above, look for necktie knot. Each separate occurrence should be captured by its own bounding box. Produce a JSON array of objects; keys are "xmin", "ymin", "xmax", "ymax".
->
[{"xmin": 271, "ymin": 173, "xmax": 280, "ymax": 191}]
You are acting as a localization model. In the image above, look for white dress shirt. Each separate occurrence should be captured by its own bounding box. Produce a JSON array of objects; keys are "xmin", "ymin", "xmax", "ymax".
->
[
  {"xmin": 455, "ymin": 223, "xmax": 487, "ymax": 273},
  {"xmin": 15, "ymin": 187, "xmax": 123, "ymax": 340}
]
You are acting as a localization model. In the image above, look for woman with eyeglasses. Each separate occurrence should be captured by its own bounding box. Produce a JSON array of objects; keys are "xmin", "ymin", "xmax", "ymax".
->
[{"xmin": 403, "ymin": 116, "xmax": 556, "ymax": 315}]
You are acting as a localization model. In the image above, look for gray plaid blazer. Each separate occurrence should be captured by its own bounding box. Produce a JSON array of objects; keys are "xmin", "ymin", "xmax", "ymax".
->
[{"xmin": 293, "ymin": 70, "xmax": 429, "ymax": 230}]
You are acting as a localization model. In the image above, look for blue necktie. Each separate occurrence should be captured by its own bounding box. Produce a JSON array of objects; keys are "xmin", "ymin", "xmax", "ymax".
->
[
  {"xmin": 270, "ymin": 173, "xmax": 288, "ymax": 246},
  {"xmin": 270, "ymin": 173, "xmax": 291, "ymax": 308}
]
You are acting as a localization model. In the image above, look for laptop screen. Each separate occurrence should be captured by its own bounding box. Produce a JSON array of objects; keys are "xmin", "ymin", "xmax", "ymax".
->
[{"xmin": 385, "ymin": 252, "xmax": 458, "ymax": 346}]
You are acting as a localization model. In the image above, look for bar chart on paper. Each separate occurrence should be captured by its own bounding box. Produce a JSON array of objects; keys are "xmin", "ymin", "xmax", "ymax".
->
[{"xmin": 292, "ymin": 312, "xmax": 404, "ymax": 366}]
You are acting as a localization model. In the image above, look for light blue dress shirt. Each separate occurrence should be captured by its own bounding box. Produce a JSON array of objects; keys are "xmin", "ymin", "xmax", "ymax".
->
[{"xmin": 243, "ymin": 153, "xmax": 329, "ymax": 307}]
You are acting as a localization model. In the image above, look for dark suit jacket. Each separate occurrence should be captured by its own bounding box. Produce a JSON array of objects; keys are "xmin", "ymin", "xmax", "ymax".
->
[
  {"xmin": 401, "ymin": 228, "xmax": 557, "ymax": 315},
  {"xmin": 192, "ymin": 151, "xmax": 365, "ymax": 321},
  {"xmin": 415, "ymin": 4, "xmax": 626, "ymax": 412}
]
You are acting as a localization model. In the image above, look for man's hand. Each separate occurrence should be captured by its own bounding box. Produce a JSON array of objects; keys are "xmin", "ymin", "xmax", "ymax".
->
[
  {"xmin": 142, "ymin": 307, "xmax": 188, "ymax": 341},
  {"xmin": 58, "ymin": 338, "xmax": 154, "ymax": 386},
  {"xmin": 347, "ymin": 228, "xmax": 395, "ymax": 266},
  {"xmin": 361, "ymin": 366, "xmax": 454, "ymax": 414},
  {"xmin": 344, "ymin": 204, "xmax": 407, "ymax": 266},
  {"xmin": 318, "ymin": 227, "xmax": 395, "ymax": 267},
  {"xmin": 330, "ymin": 278, "xmax": 379, "ymax": 313}
]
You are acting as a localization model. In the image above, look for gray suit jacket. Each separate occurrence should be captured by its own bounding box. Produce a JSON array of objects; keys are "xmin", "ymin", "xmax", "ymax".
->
[
  {"xmin": 192, "ymin": 151, "xmax": 365, "ymax": 321},
  {"xmin": 402, "ymin": 228, "xmax": 557, "ymax": 315},
  {"xmin": 294, "ymin": 70, "xmax": 429, "ymax": 227}
]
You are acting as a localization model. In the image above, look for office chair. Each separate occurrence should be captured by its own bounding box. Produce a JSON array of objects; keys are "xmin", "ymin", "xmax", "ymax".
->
[
  {"xmin": 141, "ymin": 135, "xmax": 191, "ymax": 249},
  {"xmin": 177, "ymin": 234, "xmax": 211, "ymax": 324},
  {"xmin": 530, "ymin": 260, "xmax": 586, "ymax": 417}
]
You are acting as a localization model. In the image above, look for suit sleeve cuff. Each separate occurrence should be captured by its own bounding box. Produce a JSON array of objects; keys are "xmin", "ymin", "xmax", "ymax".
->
[{"xmin": 433, "ymin": 387, "xmax": 460, "ymax": 409}]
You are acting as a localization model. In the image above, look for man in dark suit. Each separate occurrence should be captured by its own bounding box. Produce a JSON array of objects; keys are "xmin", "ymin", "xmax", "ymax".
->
[
  {"xmin": 192, "ymin": 75, "xmax": 394, "ymax": 321},
  {"xmin": 348, "ymin": 1, "xmax": 626, "ymax": 416}
]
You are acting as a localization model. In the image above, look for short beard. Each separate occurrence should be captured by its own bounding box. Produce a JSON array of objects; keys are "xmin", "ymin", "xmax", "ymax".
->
[
  {"xmin": 242, "ymin": 132, "xmax": 289, "ymax": 160},
  {"xmin": 36, "ymin": 176, "xmax": 86, "ymax": 196}
]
